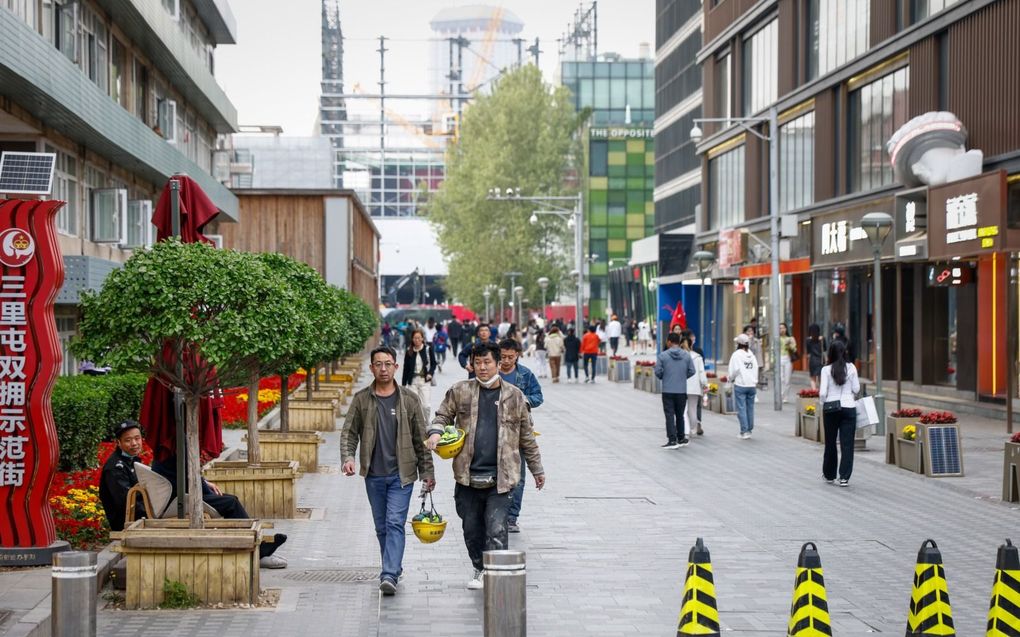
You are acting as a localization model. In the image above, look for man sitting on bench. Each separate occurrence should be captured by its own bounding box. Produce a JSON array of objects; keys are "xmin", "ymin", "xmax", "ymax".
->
[{"xmin": 98, "ymin": 420, "xmax": 288, "ymax": 568}]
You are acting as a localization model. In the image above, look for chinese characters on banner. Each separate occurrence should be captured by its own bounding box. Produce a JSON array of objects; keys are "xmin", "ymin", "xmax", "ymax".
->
[{"xmin": 0, "ymin": 200, "xmax": 64, "ymax": 560}]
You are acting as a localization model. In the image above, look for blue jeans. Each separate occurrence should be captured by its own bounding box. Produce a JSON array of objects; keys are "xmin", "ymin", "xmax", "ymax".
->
[
  {"xmin": 365, "ymin": 474, "xmax": 413, "ymax": 582},
  {"xmin": 734, "ymin": 386, "xmax": 756, "ymax": 433},
  {"xmin": 508, "ymin": 457, "xmax": 526, "ymax": 521}
]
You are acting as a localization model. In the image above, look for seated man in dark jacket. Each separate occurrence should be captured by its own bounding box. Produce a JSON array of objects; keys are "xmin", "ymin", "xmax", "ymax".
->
[{"xmin": 99, "ymin": 420, "xmax": 288, "ymax": 568}]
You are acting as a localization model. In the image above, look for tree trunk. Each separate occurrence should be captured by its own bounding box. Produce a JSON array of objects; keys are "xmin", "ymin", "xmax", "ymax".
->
[
  {"xmin": 307, "ymin": 366, "xmax": 315, "ymax": 400},
  {"xmin": 246, "ymin": 376, "xmax": 261, "ymax": 466},
  {"xmin": 314, "ymin": 366, "xmax": 321, "ymax": 391},
  {"xmin": 279, "ymin": 373, "xmax": 290, "ymax": 433},
  {"xmin": 185, "ymin": 396, "xmax": 204, "ymax": 529}
]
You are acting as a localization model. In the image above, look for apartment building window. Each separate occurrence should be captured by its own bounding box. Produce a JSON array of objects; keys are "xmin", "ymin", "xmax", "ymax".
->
[
  {"xmin": 708, "ymin": 145, "xmax": 745, "ymax": 230},
  {"xmin": 46, "ymin": 145, "xmax": 78, "ymax": 236},
  {"xmin": 912, "ymin": 0, "xmax": 961, "ymax": 22},
  {"xmin": 716, "ymin": 53, "xmax": 731, "ymax": 120},
  {"xmin": 162, "ymin": 0, "xmax": 179, "ymax": 21},
  {"xmin": 125, "ymin": 200, "xmax": 154, "ymax": 248},
  {"xmin": 44, "ymin": 0, "xmax": 77, "ymax": 62},
  {"xmin": 742, "ymin": 20, "xmax": 778, "ymax": 116},
  {"xmin": 779, "ymin": 111, "xmax": 815, "ymax": 212},
  {"xmin": 850, "ymin": 67, "xmax": 909, "ymax": 192},
  {"xmin": 80, "ymin": 5, "xmax": 108, "ymax": 93},
  {"xmin": 133, "ymin": 60, "xmax": 149, "ymax": 123},
  {"xmin": 808, "ymin": 0, "xmax": 870, "ymax": 80},
  {"xmin": 4, "ymin": 0, "xmax": 38, "ymax": 30},
  {"xmin": 56, "ymin": 316, "xmax": 77, "ymax": 376},
  {"xmin": 110, "ymin": 38, "xmax": 129, "ymax": 108}
]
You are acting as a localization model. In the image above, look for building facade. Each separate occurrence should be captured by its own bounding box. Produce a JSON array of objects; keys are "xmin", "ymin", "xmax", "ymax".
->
[
  {"xmin": 0, "ymin": 0, "xmax": 239, "ymax": 374},
  {"xmin": 692, "ymin": 0, "xmax": 1020, "ymax": 405}
]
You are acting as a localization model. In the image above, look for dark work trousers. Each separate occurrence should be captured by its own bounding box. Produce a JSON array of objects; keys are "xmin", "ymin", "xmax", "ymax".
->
[
  {"xmin": 566, "ymin": 359, "xmax": 579, "ymax": 379},
  {"xmin": 583, "ymin": 353, "xmax": 597, "ymax": 379},
  {"xmin": 609, "ymin": 337, "xmax": 620, "ymax": 355},
  {"xmin": 454, "ymin": 483, "xmax": 511, "ymax": 572},
  {"xmin": 822, "ymin": 407, "xmax": 857, "ymax": 481},
  {"xmin": 661, "ymin": 392, "xmax": 689, "ymax": 444},
  {"xmin": 451, "ymin": 338, "xmax": 460, "ymax": 356}
]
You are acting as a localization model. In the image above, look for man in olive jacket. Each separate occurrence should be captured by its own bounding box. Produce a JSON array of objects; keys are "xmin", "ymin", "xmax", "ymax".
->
[
  {"xmin": 341, "ymin": 346, "xmax": 436, "ymax": 596},
  {"xmin": 426, "ymin": 341, "xmax": 545, "ymax": 590}
]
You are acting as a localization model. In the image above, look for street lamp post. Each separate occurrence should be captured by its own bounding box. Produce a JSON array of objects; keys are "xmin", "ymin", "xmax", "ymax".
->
[
  {"xmin": 483, "ymin": 287, "xmax": 491, "ymax": 324},
  {"xmin": 861, "ymin": 211, "xmax": 894, "ymax": 435},
  {"xmin": 648, "ymin": 278, "xmax": 659, "ymax": 352},
  {"xmin": 537, "ymin": 277, "xmax": 549, "ymax": 319},
  {"xmin": 513, "ymin": 285, "xmax": 524, "ymax": 326},
  {"xmin": 691, "ymin": 106, "xmax": 783, "ymax": 411},
  {"xmin": 693, "ymin": 250, "xmax": 716, "ymax": 364},
  {"xmin": 489, "ymin": 189, "xmax": 584, "ymax": 331},
  {"xmin": 497, "ymin": 287, "xmax": 507, "ymax": 323}
]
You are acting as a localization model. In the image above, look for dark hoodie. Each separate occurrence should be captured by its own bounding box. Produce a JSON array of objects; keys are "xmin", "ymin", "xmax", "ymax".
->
[{"xmin": 654, "ymin": 346, "xmax": 696, "ymax": 393}]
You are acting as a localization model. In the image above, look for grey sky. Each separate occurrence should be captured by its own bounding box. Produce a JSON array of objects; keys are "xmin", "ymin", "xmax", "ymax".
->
[{"xmin": 216, "ymin": 1, "xmax": 654, "ymax": 136}]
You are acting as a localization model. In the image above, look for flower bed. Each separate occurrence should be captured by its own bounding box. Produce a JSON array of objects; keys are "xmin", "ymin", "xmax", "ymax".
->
[
  {"xmin": 222, "ymin": 374, "xmax": 305, "ymax": 430},
  {"xmin": 891, "ymin": 408, "xmax": 922, "ymax": 419},
  {"xmin": 798, "ymin": 389, "xmax": 819, "ymax": 398},
  {"xmin": 919, "ymin": 410, "xmax": 957, "ymax": 425},
  {"xmin": 49, "ymin": 441, "xmax": 153, "ymax": 550}
]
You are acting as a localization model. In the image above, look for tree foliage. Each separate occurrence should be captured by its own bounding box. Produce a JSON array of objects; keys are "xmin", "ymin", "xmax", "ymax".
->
[{"xmin": 428, "ymin": 65, "xmax": 582, "ymax": 312}]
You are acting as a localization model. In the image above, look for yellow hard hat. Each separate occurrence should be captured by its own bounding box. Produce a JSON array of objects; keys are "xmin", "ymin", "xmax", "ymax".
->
[
  {"xmin": 411, "ymin": 518, "xmax": 447, "ymax": 543},
  {"xmin": 433, "ymin": 429, "xmax": 466, "ymax": 459}
]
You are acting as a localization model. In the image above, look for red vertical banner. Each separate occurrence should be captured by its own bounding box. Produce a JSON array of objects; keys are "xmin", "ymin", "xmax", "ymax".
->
[
  {"xmin": 0, "ymin": 200, "xmax": 65, "ymax": 563},
  {"xmin": 977, "ymin": 253, "xmax": 1008, "ymax": 399}
]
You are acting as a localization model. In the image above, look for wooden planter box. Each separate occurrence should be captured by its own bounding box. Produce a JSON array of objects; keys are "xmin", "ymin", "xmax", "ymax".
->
[
  {"xmin": 1004, "ymin": 442, "xmax": 1020, "ymax": 502},
  {"xmin": 248, "ymin": 431, "xmax": 324, "ymax": 472},
  {"xmin": 285, "ymin": 400, "xmax": 338, "ymax": 431},
  {"xmin": 114, "ymin": 518, "xmax": 261, "ymax": 609},
  {"xmin": 895, "ymin": 437, "xmax": 924, "ymax": 474},
  {"xmin": 608, "ymin": 359, "xmax": 632, "ymax": 382},
  {"xmin": 203, "ymin": 460, "xmax": 300, "ymax": 519},
  {"xmin": 801, "ymin": 413, "xmax": 823, "ymax": 442}
]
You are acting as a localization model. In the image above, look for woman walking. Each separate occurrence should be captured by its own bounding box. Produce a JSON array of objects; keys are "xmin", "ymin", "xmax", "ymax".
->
[
  {"xmin": 545, "ymin": 325, "xmax": 565, "ymax": 383},
  {"xmin": 564, "ymin": 327, "xmax": 581, "ymax": 382},
  {"xmin": 779, "ymin": 322, "xmax": 797, "ymax": 403},
  {"xmin": 637, "ymin": 320, "xmax": 652, "ymax": 354},
  {"xmin": 533, "ymin": 329, "xmax": 549, "ymax": 378},
  {"xmin": 401, "ymin": 329, "xmax": 436, "ymax": 420},
  {"xmin": 806, "ymin": 323, "xmax": 825, "ymax": 390},
  {"xmin": 728, "ymin": 333, "xmax": 759, "ymax": 439},
  {"xmin": 681, "ymin": 338, "xmax": 707, "ymax": 436},
  {"xmin": 819, "ymin": 340, "xmax": 859, "ymax": 487}
]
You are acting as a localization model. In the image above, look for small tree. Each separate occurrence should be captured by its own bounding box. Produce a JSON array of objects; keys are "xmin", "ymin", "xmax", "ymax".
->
[{"xmin": 73, "ymin": 240, "xmax": 305, "ymax": 528}]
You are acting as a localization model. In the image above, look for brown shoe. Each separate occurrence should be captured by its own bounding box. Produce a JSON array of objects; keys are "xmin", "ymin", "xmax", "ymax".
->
[{"xmin": 696, "ymin": 426, "xmax": 704, "ymax": 436}]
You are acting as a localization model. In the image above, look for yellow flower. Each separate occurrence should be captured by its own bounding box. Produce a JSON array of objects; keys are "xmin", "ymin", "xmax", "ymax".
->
[
  {"xmin": 902, "ymin": 425, "xmax": 917, "ymax": 441},
  {"xmin": 804, "ymin": 405, "xmax": 816, "ymax": 415}
]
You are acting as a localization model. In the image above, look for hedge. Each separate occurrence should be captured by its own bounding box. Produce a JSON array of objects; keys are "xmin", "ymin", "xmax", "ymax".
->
[{"xmin": 51, "ymin": 373, "xmax": 149, "ymax": 472}]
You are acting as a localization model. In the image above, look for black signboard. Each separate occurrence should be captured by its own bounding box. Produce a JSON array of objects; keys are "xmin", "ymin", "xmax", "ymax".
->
[
  {"xmin": 658, "ymin": 234, "xmax": 694, "ymax": 276},
  {"xmin": 925, "ymin": 263, "xmax": 975, "ymax": 287}
]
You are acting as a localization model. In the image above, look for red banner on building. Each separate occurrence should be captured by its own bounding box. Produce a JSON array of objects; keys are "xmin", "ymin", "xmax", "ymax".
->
[{"xmin": 0, "ymin": 200, "xmax": 65, "ymax": 564}]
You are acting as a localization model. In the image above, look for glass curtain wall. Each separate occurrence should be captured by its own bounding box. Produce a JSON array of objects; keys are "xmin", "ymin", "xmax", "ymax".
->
[
  {"xmin": 708, "ymin": 146, "xmax": 745, "ymax": 230},
  {"xmin": 742, "ymin": 20, "xmax": 778, "ymax": 116},
  {"xmin": 850, "ymin": 67, "xmax": 909, "ymax": 192},
  {"xmin": 779, "ymin": 111, "xmax": 815, "ymax": 212},
  {"xmin": 807, "ymin": 0, "xmax": 870, "ymax": 80},
  {"xmin": 563, "ymin": 60, "xmax": 655, "ymax": 126}
]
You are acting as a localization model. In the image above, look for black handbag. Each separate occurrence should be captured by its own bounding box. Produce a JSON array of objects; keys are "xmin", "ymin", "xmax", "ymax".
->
[{"xmin": 822, "ymin": 400, "xmax": 842, "ymax": 414}]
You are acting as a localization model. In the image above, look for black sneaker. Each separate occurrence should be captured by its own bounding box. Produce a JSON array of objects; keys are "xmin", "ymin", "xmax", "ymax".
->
[
  {"xmin": 661, "ymin": 441, "xmax": 680, "ymax": 449},
  {"xmin": 676, "ymin": 439, "xmax": 690, "ymax": 447},
  {"xmin": 507, "ymin": 519, "xmax": 520, "ymax": 533},
  {"xmin": 823, "ymin": 477, "xmax": 835, "ymax": 484},
  {"xmin": 379, "ymin": 578, "xmax": 397, "ymax": 596},
  {"xmin": 838, "ymin": 479, "xmax": 849, "ymax": 487}
]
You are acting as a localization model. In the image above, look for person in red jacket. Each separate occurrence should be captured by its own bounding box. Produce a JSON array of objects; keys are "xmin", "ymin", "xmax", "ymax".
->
[{"xmin": 580, "ymin": 325, "xmax": 601, "ymax": 383}]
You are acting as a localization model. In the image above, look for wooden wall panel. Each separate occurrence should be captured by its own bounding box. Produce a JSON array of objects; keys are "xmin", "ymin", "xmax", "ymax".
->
[
  {"xmin": 348, "ymin": 198, "xmax": 379, "ymax": 309},
  {"xmin": 870, "ymin": 0, "xmax": 899, "ymax": 47},
  {"xmin": 745, "ymin": 131, "xmax": 764, "ymax": 220},
  {"xmin": 947, "ymin": 0, "xmax": 1020, "ymax": 157},
  {"xmin": 777, "ymin": 0, "xmax": 798, "ymax": 96},
  {"xmin": 704, "ymin": 0, "xmax": 762, "ymax": 44},
  {"xmin": 909, "ymin": 36, "xmax": 940, "ymax": 116},
  {"xmin": 813, "ymin": 88, "xmax": 837, "ymax": 202},
  {"xmin": 220, "ymin": 195, "xmax": 325, "ymax": 275}
]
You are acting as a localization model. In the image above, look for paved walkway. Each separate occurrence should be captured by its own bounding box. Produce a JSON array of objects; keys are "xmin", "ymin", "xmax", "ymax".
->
[{"xmin": 81, "ymin": 349, "xmax": 1019, "ymax": 636}]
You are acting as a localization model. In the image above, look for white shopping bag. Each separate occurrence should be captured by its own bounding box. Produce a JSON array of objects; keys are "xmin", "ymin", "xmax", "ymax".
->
[{"xmin": 855, "ymin": 396, "xmax": 879, "ymax": 429}]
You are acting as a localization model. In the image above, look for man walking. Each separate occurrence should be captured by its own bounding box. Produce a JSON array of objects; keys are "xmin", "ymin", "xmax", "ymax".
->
[
  {"xmin": 341, "ymin": 346, "xmax": 436, "ymax": 596},
  {"xmin": 458, "ymin": 322, "xmax": 495, "ymax": 376},
  {"xmin": 426, "ymin": 342, "xmax": 545, "ymax": 590},
  {"xmin": 580, "ymin": 325, "xmax": 601, "ymax": 383},
  {"xmin": 497, "ymin": 339, "xmax": 543, "ymax": 534},
  {"xmin": 606, "ymin": 315, "xmax": 622, "ymax": 356},
  {"xmin": 564, "ymin": 327, "xmax": 581, "ymax": 382},
  {"xmin": 447, "ymin": 317, "xmax": 464, "ymax": 357},
  {"xmin": 654, "ymin": 332, "xmax": 696, "ymax": 449}
]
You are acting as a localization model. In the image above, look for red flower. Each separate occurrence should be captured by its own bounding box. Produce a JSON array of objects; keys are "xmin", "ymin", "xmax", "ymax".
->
[
  {"xmin": 798, "ymin": 389, "xmax": 819, "ymax": 398},
  {"xmin": 919, "ymin": 410, "xmax": 957, "ymax": 424},
  {"xmin": 891, "ymin": 408, "xmax": 923, "ymax": 418}
]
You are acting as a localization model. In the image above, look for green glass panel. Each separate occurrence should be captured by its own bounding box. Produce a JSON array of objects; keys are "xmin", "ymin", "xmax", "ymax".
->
[
  {"xmin": 608, "ymin": 226, "xmax": 626, "ymax": 239},
  {"xmin": 627, "ymin": 226, "xmax": 645, "ymax": 240},
  {"xmin": 591, "ymin": 210, "xmax": 608, "ymax": 226},
  {"xmin": 627, "ymin": 177, "xmax": 644, "ymax": 190},
  {"xmin": 626, "ymin": 190, "xmax": 644, "ymax": 213},
  {"xmin": 608, "ymin": 207, "xmax": 626, "ymax": 225},
  {"xmin": 608, "ymin": 164, "xmax": 626, "ymax": 178},
  {"xmin": 607, "ymin": 151, "xmax": 626, "ymax": 166},
  {"xmin": 626, "ymin": 152, "xmax": 644, "ymax": 168},
  {"xmin": 608, "ymin": 177, "xmax": 626, "ymax": 190},
  {"xmin": 626, "ymin": 213, "xmax": 644, "ymax": 227},
  {"xmin": 591, "ymin": 262, "xmax": 609, "ymax": 276},
  {"xmin": 589, "ymin": 189, "xmax": 607, "ymax": 205},
  {"xmin": 608, "ymin": 190, "xmax": 626, "ymax": 205},
  {"xmin": 589, "ymin": 176, "xmax": 608, "ymax": 190},
  {"xmin": 609, "ymin": 140, "xmax": 626, "ymax": 152},
  {"xmin": 590, "ymin": 226, "xmax": 607, "ymax": 239},
  {"xmin": 608, "ymin": 239, "xmax": 627, "ymax": 255}
]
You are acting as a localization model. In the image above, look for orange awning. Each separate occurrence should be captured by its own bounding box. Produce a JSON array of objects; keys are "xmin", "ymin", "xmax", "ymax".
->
[{"xmin": 738, "ymin": 258, "xmax": 812, "ymax": 279}]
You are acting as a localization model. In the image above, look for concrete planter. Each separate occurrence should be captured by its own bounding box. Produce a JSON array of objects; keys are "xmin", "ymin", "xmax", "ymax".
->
[
  {"xmin": 608, "ymin": 359, "xmax": 632, "ymax": 382},
  {"xmin": 248, "ymin": 431, "xmax": 325, "ymax": 472},
  {"xmin": 885, "ymin": 417, "xmax": 920, "ymax": 464},
  {"xmin": 707, "ymin": 392, "xmax": 721, "ymax": 413},
  {"xmin": 113, "ymin": 518, "xmax": 261, "ymax": 609},
  {"xmin": 1004, "ymin": 442, "xmax": 1020, "ymax": 502},
  {"xmin": 719, "ymin": 389, "xmax": 736, "ymax": 415},
  {"xmin": 595, "ymin": 355, "xmax": 608, "ymax": 376},
  {"xmin": 895, "ymin": 437, "xmax": 924, "ymax": 474},
  {"xmin": 203, "ymin": 460, "xmax": 300, "ymax": 519},
  {"xmin": 801, "ymin": 413, "xmax": 823, "ymax": 442},
  {"xmin": 285, "ymin": 400, "xmax": 338, "ymax": 431}
]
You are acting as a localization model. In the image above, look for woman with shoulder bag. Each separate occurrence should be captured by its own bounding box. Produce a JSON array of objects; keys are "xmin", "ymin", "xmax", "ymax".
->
[
  {"xmin": 818, "ymin": 340, "xmax": 860, "ymax": 487},
  {"xmin": 402, "ymin": 328, "xmax": 436, "ymax": 420}
]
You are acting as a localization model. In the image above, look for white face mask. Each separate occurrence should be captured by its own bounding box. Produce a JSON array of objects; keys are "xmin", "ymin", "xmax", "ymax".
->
[{"xmin": 475, "ymin": 375, "xmax": 500, "ymax": 388}]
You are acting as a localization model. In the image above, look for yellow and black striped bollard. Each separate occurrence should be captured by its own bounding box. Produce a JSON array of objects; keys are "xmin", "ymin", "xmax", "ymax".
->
[
  {"xmin": 787, "ymin": 541, "xmax": 832, "ymax": 637},
  {"xmin": 987, "ymin": 538, "xmax": 1020, "ymax": 637},
  {"xmin": 676, "ymin": 537, "xmax": 721, "ymax": 636},
  {"xmin": 906, "ymin": 538, "xmax": 956, "ymax": 636}
]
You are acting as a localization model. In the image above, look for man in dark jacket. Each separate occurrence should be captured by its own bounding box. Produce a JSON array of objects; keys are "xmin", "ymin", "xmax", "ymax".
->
[
  {"xmin": 654, "ymin": 332, "xmax": 696, "ymax": 448},
  {"xmin": 563, "ymin": 327, "xmax": 582, "ymax": 382},
  {"xmin": 98, "ymin": 420, "xmax": 149, "ymax": 532},
  {"xmin": 497, "ymin": 339, "xmax": 543, "ymax": 533},
  {"xmin": 458, "ymin": 323, "xmax": 495, "ymax": 375},
  {"xmin": 447, "ymin": 318, "xmax": 464, "ymax": 356}
]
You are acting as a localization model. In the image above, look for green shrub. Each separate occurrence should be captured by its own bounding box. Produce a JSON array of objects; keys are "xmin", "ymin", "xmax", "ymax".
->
[
  {"xmin": 50, "ymin": 373, "xmax": 149, "ymax": 471},
  {"xmin": 51, "ymin": 377, "xmax": 110, "ymax": 471},
  {"xmin": 161, "ymin": 578, "xmax": 199, "ymax": 609}
]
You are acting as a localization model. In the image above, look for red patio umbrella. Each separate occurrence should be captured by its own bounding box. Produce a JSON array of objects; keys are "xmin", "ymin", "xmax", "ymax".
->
[{"xmin": 138, "ymin": 176, "xmax": 224, "ymax": 471}]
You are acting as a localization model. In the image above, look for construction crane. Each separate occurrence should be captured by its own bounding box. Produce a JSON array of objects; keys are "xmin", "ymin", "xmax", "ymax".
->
[{"xmin": 465, "ymin": 6, "xmax": 504, "ymax": 93}]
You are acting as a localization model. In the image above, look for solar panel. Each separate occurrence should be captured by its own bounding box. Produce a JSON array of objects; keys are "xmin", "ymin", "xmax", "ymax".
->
[
  {"xmin": 925, "ymin": 425, "xmax": 964, "ymax": 477},
  {"xmin": 0, "ymin": 152, "xmax": 56, "ymax": 195}
]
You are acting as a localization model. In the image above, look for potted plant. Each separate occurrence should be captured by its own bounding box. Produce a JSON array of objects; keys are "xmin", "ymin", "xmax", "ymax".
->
[
  {"xmin": 799, "ymin": 404, "xmax": 820, "ymax": 441},
  {"xmin": 895, "ymin": 424, "xmax": 924, "ymax": 474},
  {"xmin": 885, "ymin": 408, "xmax": 923, "ymax": 464},
  {"xmin": 1004, "ymin": 432, "xmax": 1020, "ymax": 502},
  {"xmin": 797, "ymin": 389, "xmax": 820, "ymax": 436}
]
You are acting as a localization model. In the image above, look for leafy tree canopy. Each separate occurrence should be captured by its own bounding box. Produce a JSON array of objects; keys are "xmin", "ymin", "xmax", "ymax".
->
[{"xmin": 428, "ymin": 65, "xmax": 582, "ymax": 313}]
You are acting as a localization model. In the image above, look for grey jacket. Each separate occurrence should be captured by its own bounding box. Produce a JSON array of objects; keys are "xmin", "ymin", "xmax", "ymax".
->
[
  {"xmin": 340, "ymin": 382, "xmax": 435, "ymax": 487},
  {"xmin": 654, "ymin": 347, "xmax": 696, "ymax": 393}
]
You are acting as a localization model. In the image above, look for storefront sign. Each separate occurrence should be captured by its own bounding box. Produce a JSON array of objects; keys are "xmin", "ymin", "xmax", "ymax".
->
[
  {"xmin": 811, "ymin": 200, "xmax": 895, "ymax": 267},
  {"xmin": 589, "ymin": 127, "xmax": 653, "ymax": 140},
  {"xmin": 926, "ymin": 263, "xmax": 974, "ymax": 287},
  {"xmin": 928, "ymin": 171, "xmax": 1009, "ymax": 259},
  {"xmin": 717, "ymin": 228, "xmax": 744, "ymax": 269},
  {"xmin": 0, "ymin": 200, "xmax": 65, "ymax": 563}
]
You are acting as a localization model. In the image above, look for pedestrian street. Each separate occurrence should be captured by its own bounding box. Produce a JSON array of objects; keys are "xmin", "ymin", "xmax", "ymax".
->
[{"xmin": 98, "ymin": 358, "xmax": 1019, "ymax": 636}]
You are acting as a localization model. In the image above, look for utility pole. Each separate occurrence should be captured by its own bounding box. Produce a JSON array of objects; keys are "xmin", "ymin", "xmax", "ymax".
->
[
  {"xmin": 377, "ymin": 36, "xmax": 387, "ymax": 174},
  {"xmin": 504, "ymin": 271, "xmax": 522, "ymax": 325},
  {"xmin": 513, "ymin": 38, "xmax": 524, "ymax": 68},
  {"xmin": 456, "ymin": 36, "xmax": 468, "ymax": 117},
  {"xmin": 528, "ymin": 37, "xmax": 541, "ymax": 66}
]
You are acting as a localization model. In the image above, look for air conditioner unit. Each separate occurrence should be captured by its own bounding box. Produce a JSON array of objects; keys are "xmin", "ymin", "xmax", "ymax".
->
[
  {"xmin": 90, "ymin": 188, "xmax": 128, "ymax": 244},
  {"xmin": 205, "ymin": 234, "xmax": 223, "ymax": 249}
]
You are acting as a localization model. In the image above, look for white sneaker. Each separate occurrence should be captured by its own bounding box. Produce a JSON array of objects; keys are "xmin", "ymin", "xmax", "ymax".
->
[
  {"xmin": 740, "ymin": 432, "xmax": 750, "ymax": 440},
  {"xmin": 466, "ymin": 569, "xmax": 484, "ymax": 590},
  {"xmin": 259, "ymin": 555, "xmax": 288, "ymax": 569}
]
